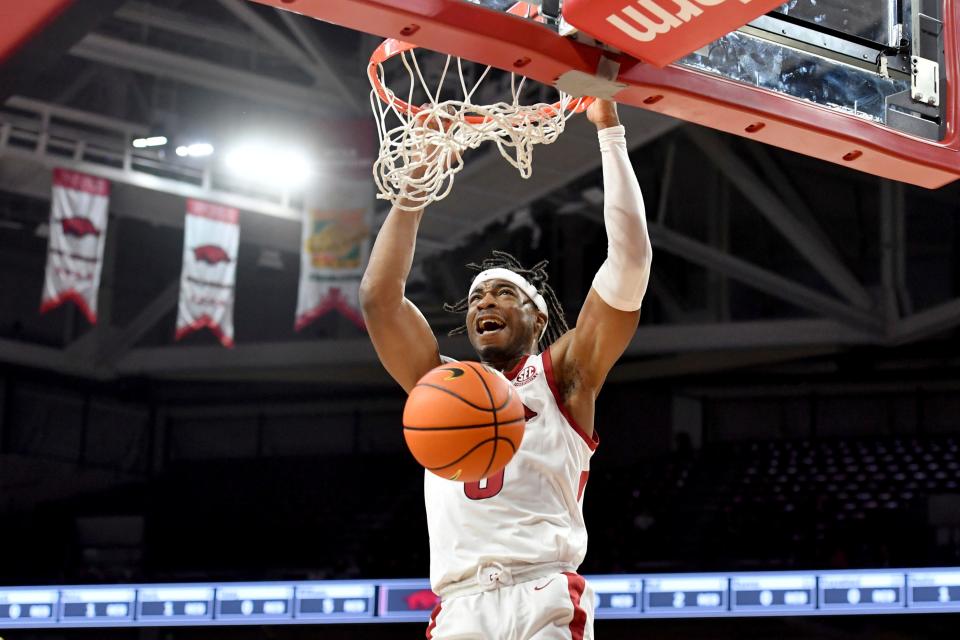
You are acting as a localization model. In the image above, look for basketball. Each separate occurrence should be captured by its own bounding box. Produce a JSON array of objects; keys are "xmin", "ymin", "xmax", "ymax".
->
[{"xmin": 403, "ymin": 361, "xmax": 525, "ymax": 482}]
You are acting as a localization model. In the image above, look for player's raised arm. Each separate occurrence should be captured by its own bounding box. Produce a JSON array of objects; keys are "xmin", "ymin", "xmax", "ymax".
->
[
  {"xmin": 362, "ymin": 110, "xmax": 466, "ymax": 391},
  {"xmin": 360, "ymin": 194, "xmax": 442, "ymax": 393},
  {"xmin": 552, "ymin": 100, "xmax": 652, "ymax": 404}
]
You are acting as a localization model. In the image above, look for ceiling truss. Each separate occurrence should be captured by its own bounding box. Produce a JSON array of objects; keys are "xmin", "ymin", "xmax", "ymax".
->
[{"xmin": 0, "ymin": 1, "xmax": 958, "ymax": 385}]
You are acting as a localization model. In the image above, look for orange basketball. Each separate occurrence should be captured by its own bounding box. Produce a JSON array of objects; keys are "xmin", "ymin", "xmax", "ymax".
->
[{"xmin": 403, "ymin": 361, "xmax": 525, "ymax": 483}]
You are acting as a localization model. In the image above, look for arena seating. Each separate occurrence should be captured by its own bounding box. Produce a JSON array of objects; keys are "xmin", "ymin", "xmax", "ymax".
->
[
  {"xmin": 7, "ymin": 435, "xmax": 960, "ymax": 585},
  {"xmin": 582, "ymin": 435, "xmax": 960, "ymax": 574}
]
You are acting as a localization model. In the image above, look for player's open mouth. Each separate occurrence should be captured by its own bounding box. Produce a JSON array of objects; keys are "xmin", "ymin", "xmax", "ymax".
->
[{"xmin": 476, "ymin": 316, "xmax": 506, "ymax": 334}]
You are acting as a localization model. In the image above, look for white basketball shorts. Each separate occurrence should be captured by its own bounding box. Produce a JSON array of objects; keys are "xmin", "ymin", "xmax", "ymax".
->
[{"xmin": 426, "ymin": 572, "xmax": 595, "ymax": 639}]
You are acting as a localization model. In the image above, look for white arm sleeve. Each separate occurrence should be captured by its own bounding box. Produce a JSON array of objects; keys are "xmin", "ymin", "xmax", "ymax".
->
[{"xmin": 591, "ymin": 125, "xmax": 652, "ymax": 312}]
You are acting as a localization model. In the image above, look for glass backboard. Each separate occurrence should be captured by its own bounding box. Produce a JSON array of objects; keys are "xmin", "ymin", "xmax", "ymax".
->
[
  {"xmin": 471, "ymin": 0, "xmax": 936, "ymax": 139},
  {"xmin": 676, "ymin": 27, "xmax": 908, "ymax": 125},
  {"xmin": 773, "ymin": 0, "xmax": 899, "ymax": 46},
  {"xmin": 254, "ymin": 0, "xmax": 959, "ymax": 188}
]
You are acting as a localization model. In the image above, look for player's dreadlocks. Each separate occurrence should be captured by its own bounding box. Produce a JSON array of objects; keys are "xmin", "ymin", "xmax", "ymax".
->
[{"xmin": 443, "ymin": 250, "xmax": 569, "ymax": 351}]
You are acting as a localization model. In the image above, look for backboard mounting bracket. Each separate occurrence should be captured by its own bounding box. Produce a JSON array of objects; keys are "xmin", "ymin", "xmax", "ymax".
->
[
  {"xmin": 911, "ymin": 6, "xmax": 945, "ymax": 109},
  {"xmin": 912, "ymin": 56, "xmax": 941, "ymax": 106},
  {"xmin": 556, "ymin": 55, "xmax": 625, "ymax": 100}
]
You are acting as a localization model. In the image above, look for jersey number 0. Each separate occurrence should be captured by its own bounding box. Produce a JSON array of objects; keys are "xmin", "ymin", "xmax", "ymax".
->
[{"xmin": 464, "ymin": 469, "xmax": 505, "ymax": 500}]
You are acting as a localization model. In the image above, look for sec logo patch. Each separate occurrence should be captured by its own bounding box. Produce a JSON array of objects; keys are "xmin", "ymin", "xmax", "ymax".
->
[{"xmin": 514, "ymin": 365, "xmax": 538, "ymax": 387}]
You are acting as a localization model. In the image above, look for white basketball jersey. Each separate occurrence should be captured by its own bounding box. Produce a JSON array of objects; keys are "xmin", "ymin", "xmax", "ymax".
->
[{"xmin": 424, "ymin": 349, "xmax": 599, "ymax": 596}]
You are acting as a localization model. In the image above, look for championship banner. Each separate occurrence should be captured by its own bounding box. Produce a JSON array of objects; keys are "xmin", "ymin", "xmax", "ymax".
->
[
  {"xmin": 175, "ymin": 199, "xmax": 240, "ymax": 348},
  {"xmin": 39, "ymin": 168, "xmax": 110, "ymax": 324},
  {"xmin": 295, "ymin": 119, "xmax": 374, "ymax": 332},
  {"xmin": 563, "ymin": 0, "xmax": 786, "ymax": 68},
  {"xmin": 294, "ymin": 201, "xmax": 369, "ymax": 331}
]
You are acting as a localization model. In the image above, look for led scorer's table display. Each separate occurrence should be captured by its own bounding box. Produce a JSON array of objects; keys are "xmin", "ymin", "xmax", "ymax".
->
[{"xmin": 3, "ymin": 568, "xmax": 960, "ymax": 628}]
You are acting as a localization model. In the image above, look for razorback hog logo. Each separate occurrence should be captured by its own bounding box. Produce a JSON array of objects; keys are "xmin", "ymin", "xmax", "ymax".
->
[
  {"xmin": 404, "ymin": 589, "xmax": 440, "ymax": 610},
  {"xmin": 192, "ymin": 244, "xmax": 231, "ymax": 265},
  {"xmin": 60, "ymin": 217, "xmax": 100, "ymax": 238},
  {"xmin": 607, "ymin": 0, "xmax": 755, "ymax": 43}
]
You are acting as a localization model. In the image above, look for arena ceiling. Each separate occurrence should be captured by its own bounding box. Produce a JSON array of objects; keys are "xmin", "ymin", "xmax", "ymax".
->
[{"xmin": 0, "ymin": 0, "xmax": 959, "ymax": 387}]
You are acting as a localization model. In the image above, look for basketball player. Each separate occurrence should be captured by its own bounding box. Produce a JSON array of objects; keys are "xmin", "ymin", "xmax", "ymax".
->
[{"xmin": 360, "ymin": 99, "xmax": 651, "ymax": 639}]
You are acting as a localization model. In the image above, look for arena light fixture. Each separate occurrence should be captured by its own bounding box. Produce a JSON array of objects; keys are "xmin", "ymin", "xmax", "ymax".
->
[
  {"xmin": 224, "ymin": 145, "xmax": 312, "ymax": 187},
  {"xmin": 175, "ymin": 143, "xmax": 215, "ymax": 158},
  {"xmin": 131, "ymin": 136, "xmax": 167, "ymax": 148}
]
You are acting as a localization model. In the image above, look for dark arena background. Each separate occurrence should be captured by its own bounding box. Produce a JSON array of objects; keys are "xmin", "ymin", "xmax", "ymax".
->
[{"xmin": 2, "ymin": 1, "xmax": 960, "ymax": 638}]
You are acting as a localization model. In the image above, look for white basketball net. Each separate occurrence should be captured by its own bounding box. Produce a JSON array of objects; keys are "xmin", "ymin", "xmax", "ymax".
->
[{"xmin": 370, "ymin": 49, "xmax": 586, "ymax": 212}]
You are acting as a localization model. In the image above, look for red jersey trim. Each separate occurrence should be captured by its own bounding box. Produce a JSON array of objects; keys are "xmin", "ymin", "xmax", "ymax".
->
[
  {"xmin": 504, "ymin": 354, "xmax": 531, "ymax": 381},
  {"xmin": 542, "ymin": 347, "xmax": 599, "ymax": 451},
  {"xmin": 563, "ymin": 572, "xmax": 588, "ymax": 640},
  {"xmin": 425, "ymin": 601, "xmax": 441, "ymax": 638}
]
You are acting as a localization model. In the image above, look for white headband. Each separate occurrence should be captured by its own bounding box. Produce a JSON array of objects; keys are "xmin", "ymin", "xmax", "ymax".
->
[{"xmin": 469, "ymin": 268, "xmax": 549, "ymax": 321}]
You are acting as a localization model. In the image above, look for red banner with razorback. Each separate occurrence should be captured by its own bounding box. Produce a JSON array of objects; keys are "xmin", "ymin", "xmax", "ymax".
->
[
  {"xmin": 175, "ymin": 199, "xmax": 240, "ymax": 348},
  {"xmin": 563, "ymin": 0, "xmax": 786, "ymax": 68},
  {"xmin": 39, "ymin": 168, "xmax": 110, "ymax": 323}
]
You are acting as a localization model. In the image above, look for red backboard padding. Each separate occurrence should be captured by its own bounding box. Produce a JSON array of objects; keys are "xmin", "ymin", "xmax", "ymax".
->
[
  {"xmin": 253, "ymin": 0, "xmax": 960, "ymax": 188},
  {"xmin": 0, "ymin": 0, "xmax": 73, "ymax": 64},
  {"xmin": 562, "ymin": 0, "xmax": 786, "ymax": 68}
]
